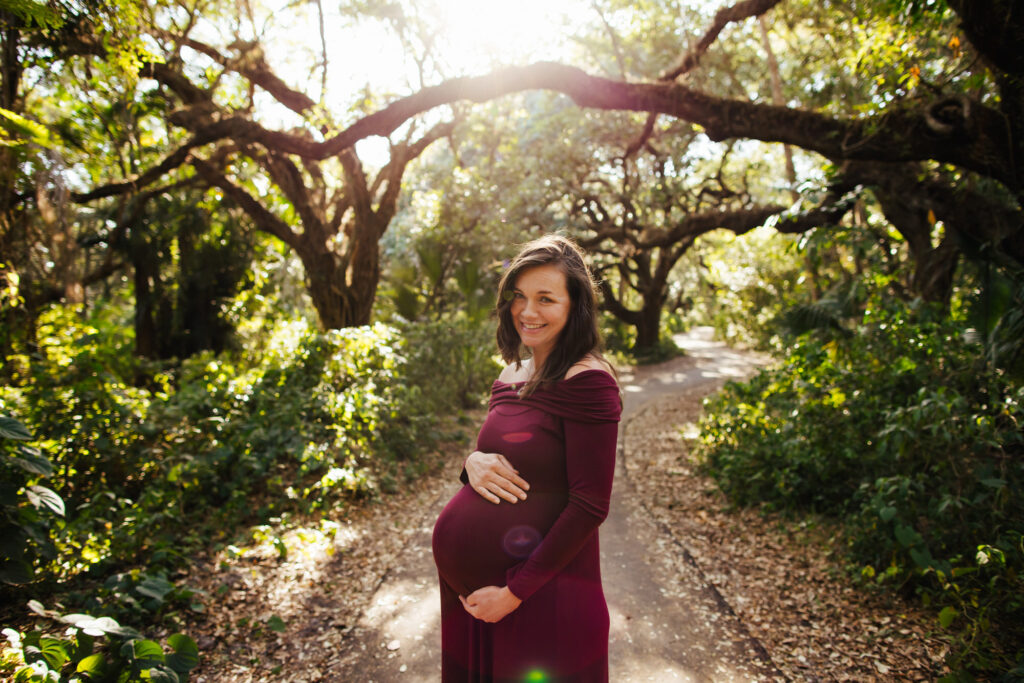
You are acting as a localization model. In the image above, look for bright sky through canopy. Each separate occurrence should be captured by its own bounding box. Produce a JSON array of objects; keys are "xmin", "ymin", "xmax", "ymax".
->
[
  {"xmin": 426, "ymin": 0, "xmax": 586, "ymax": 67},
  {"xmin": 252, "ymin": 0, "xmax": 593, "ymax": 162},
  {"xmin": 258, "ymin": 0, "xmax": 589, "ymax": 114}
]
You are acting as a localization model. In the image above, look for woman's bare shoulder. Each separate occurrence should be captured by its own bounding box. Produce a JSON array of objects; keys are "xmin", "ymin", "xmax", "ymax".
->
[
  {"xmin": 498, "ymin": 359, "xmax": 532, "ymax": 383},
  {"xmin": 564, "ymin": 354, "xmax": 614, "ymax": 380}
]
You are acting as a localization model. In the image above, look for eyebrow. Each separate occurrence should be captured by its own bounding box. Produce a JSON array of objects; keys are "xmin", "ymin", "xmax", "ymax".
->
[{"xmin": 514, "ymin": 288, "xmax": 558, "ymax": 295}]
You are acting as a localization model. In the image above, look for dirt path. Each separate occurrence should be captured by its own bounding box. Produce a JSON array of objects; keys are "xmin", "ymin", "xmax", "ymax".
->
[{"xmin": 338, "ymin": 328, "xmax": 776, "ymax": 681}]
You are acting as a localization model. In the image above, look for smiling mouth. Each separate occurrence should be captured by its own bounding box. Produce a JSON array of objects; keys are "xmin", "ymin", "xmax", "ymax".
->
[{"xmin": 521, "ymin": 323, "xmax": 545, "ymax": 331}]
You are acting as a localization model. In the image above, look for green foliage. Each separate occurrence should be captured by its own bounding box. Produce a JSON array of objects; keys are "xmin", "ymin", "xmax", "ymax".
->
[
  {"xmin": 0, "ymin": 108, "xmax": 54, "ymax": 148},
  {"xmin": 961, "ymin": 262, "xmax": 1024, "ymax": 381},
  {"xmin": 399, "ymin": 317, "xmax": 501, "ymax": 411},
  {"xmin": 381, "ymin": 232, "xmax": 496, "ymax": 325},
  {"xmin": 598, "ymin": 312, "xmax": 682, "ymax": 366},
  {"xmin": 673, "ymin": 227, "xmax": 808, "ymax": 350},
  {"xmin": 0, "ymin": 414, "xmax": 65, "ymax": 586},
  {"xmin": 0, "ymin": 0, "xmax": 64, "ymax": 29},
  {"xmin": 1, "ymin": 601, "xmax": 197, "ymax": 683},
  {"xmin": 697, "ymin": 301, "xmax": 1024, "ymax": 675},
  {"xmin": 1, "ymin": 307, "xmax": 491, "ymax": 589}
]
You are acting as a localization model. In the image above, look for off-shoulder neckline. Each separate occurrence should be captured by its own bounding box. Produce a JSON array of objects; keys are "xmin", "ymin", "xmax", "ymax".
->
[{"xmin": 493, "ymin": 368, "xmax": 617, "ymax": 386}]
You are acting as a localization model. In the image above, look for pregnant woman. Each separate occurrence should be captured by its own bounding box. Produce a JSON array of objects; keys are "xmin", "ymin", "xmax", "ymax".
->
[{"xmin": 432, "ymin": 235, "xmax": 622, "ymax": 682}]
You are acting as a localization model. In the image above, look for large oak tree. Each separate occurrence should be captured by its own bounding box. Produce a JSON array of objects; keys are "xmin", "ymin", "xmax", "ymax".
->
[{"xmin": 6, "ymin": 0, "xmax": 1020, "ymax": 342}]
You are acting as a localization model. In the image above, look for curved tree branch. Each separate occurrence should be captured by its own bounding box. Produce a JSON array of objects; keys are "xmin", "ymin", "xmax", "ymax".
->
[
  {"xmin": 662, "ymin": 0, "xmax": 785, "ymax": 81},
  {"xmin": 204, "ymin": 63, "xmax": 1017, "ymax": 189},
  {"xmin": 190, "ymin": 156, "xmax": 300, "ymax": 250},
  {"xmin": 68, "ymin": 51, "xmax": 1016, "ymax": 205},
  {"xmin": 165, "ymin": 35, "xmax": 317, "ymax": 113}
]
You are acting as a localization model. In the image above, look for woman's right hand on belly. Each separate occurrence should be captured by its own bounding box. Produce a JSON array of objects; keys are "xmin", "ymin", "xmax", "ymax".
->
[{"xmin": 465, "ymin": 451, "xmax": 531, "ymax": 504}]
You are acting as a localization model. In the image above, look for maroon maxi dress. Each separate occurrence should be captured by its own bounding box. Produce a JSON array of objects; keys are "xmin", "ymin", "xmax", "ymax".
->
[{"xmin": 432, "ymin": 370, "xmax": 621, "ymax": 682}]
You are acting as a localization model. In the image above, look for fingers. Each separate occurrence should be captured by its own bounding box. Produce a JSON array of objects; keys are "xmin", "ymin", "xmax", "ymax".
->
[
  {"xmin": 474, "ymin": 485, "xmax": 502, "ymax": 504},
  {"xmin": 496, "ymin": 453, "xmax": 517, "ymax": 472},
  {"xmin": 497, "ymin": 455, "xmax": 531, "ymax": 493},
  {"xmin": 460, "ymin": 594, "xmax": 483, "ymax": 620},
  {"xmin": 466, "ymin": 451, "xmax": 531, "ymax": 504},
  {"xmin": 487, "ymin": 480, "xmax": 525, "ymax": 504},
  {"xmin": 487, "ymin": 458, "xmax": 529, "ymax": 502},
  {"xmin": 460, "ymin": 587, "xmax": 516, "ymax": 623}
]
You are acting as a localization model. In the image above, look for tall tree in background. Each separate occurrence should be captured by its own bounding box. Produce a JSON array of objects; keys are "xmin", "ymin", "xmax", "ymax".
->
[
  {"xmin": 0, "ymin": 0, "xmax": 147, "ymax": 356},
  {"xmin": 342, "ymin": 0, "xmax": 1024, "ymax": 305},
  {"xmin": 59, "ymin": 4, "xmax": 456, "ymax": 331}
]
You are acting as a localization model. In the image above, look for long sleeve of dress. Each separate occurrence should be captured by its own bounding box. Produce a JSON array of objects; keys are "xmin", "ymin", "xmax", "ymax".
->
[{"xmin": 505, "ymin": 417, "xmax": 618, "ymax": 601}]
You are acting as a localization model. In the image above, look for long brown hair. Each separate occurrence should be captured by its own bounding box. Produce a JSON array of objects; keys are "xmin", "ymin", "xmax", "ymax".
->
[{"xmin": 496, "ymin": 234, "xmax": 610, "ymax": 396}]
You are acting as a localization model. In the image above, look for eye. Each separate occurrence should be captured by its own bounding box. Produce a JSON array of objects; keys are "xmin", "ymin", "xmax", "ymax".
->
[{"xmin": 540, "ymin": 296, "xmax": 554, "ymax": 303}]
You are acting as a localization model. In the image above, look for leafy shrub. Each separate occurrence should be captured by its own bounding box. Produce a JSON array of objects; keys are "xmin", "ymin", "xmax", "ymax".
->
[
  {"xmin": 0, "ymin": 306, "xmax": 500, "ymax": 676},
  {"xmin": 399, "ymin": 317, "xmax": 501, "ymax": 411},
  {"xmin": 1, "ymin": 601, "xmax": 197, "ymax": 683},
  {"xmin": 0, "ymin": 415, "xmax": 64, "ymax": 585},
  {"xmin": 0, "ymin": 313, "xmax": 478, "ymax": 586},
  {"xmin": 697, "ymin": 303, "xmax": 1024, "ymax": 676}
]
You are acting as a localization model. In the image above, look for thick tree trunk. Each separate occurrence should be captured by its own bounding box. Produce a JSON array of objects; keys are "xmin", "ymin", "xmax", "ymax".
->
[
  {"xmin": 304, "ymin": 253, "xmax": 378, "ymax": 329},
  {"xmin": 633, "ymin": 301, "xmax": 663, "ymax": 351},
  {"xmin": 837, "ymin": 160, "xmax": 1023, "ymax": 305},
  {"xmin": 131, "ymin": 238, "xmax": 159, "ymax": 359}
]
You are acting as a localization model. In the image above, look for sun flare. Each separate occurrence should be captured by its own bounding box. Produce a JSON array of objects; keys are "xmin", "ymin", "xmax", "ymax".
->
[{"xmin": 430, "ymin": 0, "xmax": 582, "ymax": 69}]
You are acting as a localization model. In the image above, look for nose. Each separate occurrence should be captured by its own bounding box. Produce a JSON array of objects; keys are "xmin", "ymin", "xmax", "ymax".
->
[{"xmin": 521, "ymin": 298, "xmax": 539, "ymax": 319}]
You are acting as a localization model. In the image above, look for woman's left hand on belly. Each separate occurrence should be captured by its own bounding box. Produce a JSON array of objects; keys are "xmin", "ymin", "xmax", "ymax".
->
[
  {"xmin": 459, "ymin": 585, "xmax": 522, "ymax": 623},
  {"xmin": 465, "ymin": 451, "xmax": 531, "ymax": 504}
]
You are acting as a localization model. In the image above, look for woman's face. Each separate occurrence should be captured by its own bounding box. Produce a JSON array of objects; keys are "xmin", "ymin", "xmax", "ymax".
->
[{"xmin": 510, "ymin": 263, "xmax": 571, "ymax": 357}]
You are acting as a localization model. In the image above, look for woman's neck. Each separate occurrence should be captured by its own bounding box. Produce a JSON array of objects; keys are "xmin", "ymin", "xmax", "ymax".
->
[{"xmin": 528, "ymin": 346, "xmax": 551, "ymax": 376}]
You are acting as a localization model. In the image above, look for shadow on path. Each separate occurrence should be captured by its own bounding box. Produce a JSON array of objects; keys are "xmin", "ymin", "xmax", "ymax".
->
[{"xmin": 341, "ymin": 328, "xmax": 777, "ymax": 681}]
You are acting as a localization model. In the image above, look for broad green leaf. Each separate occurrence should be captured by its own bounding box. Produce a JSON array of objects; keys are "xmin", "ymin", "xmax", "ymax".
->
[
  {"xmin": 70, "ymin": 631, "xmax": 95, "ymax": 661},
  {"xmin": 38, "ymin": 637, "xmax": 68, "ymax": 670},
  {"xmin": 979, "ymin": 478, "xmax": 1006, "ymax": 489},
  {"xmin": 25, "ymin": 486, "xmax": 65, "ymax": 516},
  {"xmin": 0, "ymin": 107, "xmax": 52, "ymax": 147},
  {"xmin": 103, "ymin": 621, "xmax": 143, "ymax": 639},
  {"xmin": 893, "ymin": 524, "xmax": 921, "ymax": 548},
  {"xmin": 165, "ymin": 633, "xmax": 199, "ymax": 673},
  {"xmin": 76, "ymin": 653, "xmax": 107, "ymax": 677},
  {"xmin": 909, "ymin": 547, "xmax": 934, "ymax": 570},
  {"xmin": 60, "ymin": 613, "xmax": 97, "ymax": 627},
  {"xmin": 136, "ymin": 576, "xmax": 174, "ymax": 601},
  {"xmin": 11, "ymin": 449, "xmax": 53, "ymax": 476},
  {"xmin": 75, "ymin": 616, "xmax": 140, "ymax": 638},
  {"xmin": 267, "ymin": 615, "xmax": 286, "ymax": 632},
  {"xmin": 878, "ymin": 506, "xmax": 897, "ymax": 522},
  {"xmin": 938, "ymin": 606, "xmax": 957, "ymax": 629},
  {"xmin": 144, "ymin": 663, "xmax": 181, "ymax": 682},
  {"xmin": 0, "ymin": 416, "xmax": 32, "ymax": 440},
  {"xmin": 0, "ymin": 559, "xmax": 33, "ymax": 585},
  {"xmin": 132, "ymin": 639, "xmax": 165, "ymax": 663}
]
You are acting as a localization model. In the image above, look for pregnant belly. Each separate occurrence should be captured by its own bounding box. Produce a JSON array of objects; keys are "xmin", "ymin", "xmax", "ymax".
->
[{"xmin": 432, "ymin": 486, "xmax": 564, "ymax": 596}]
